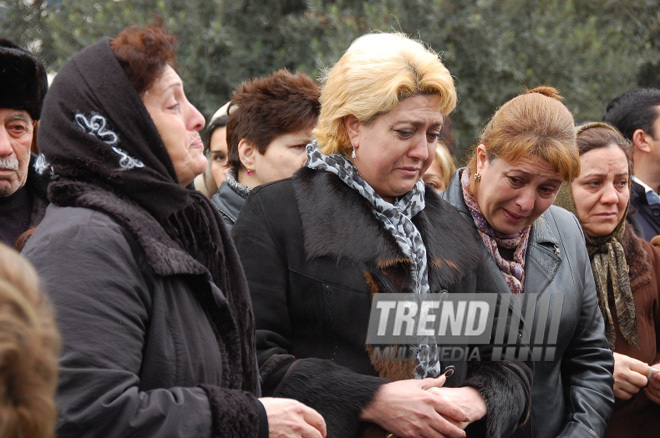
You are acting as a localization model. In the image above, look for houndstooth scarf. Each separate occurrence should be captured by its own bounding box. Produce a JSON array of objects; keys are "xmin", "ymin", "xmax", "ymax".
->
[{"xmin": 306, "ymin": 142, "xmax": 441, "ymax": 378}]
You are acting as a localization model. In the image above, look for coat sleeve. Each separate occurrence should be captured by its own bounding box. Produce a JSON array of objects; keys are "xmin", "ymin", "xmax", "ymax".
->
[
  {"xmin": 232, "ymin": 188, "xmax": 387, "ymax": 437},
  {"xmin": 557, "ymin": 215, "xmax": 615, "ymax": 437},
  {"xmin": 642, "ymin": 241, "xmax": 660, "ymax": 366},
  {"xmin": 22, "ymin": 210, "xmax": 263, "ymax": 438}
]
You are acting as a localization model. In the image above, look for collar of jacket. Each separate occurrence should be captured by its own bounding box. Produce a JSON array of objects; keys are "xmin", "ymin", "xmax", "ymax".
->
[
  {"xmin": 443, "ymin": 168, "xmax": 562, "ymax": 294},
  {"xmin": 211, "ymin": 181, "xmax": 246, "ymax": 224},
  {"xmin": 293, "ymin": 167, "xmax": 482, "ymax": 288}
]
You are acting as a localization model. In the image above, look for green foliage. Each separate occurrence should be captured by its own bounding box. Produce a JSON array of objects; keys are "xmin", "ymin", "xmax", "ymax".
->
[{"xmin": 2, "ymin": 0, "xmax": 658, "ymax": 160}]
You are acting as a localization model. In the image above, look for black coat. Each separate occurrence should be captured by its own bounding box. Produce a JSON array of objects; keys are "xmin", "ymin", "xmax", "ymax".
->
[
  {"xmin": 628, "ymin": 180, "xmax": 660, "ymax": 241},
  {"xmin": 232, "ymin": 167, "xmax": 532, "ymax": 437},
  {"xmin": 23, "ymin": 195, "xmax": 264, "ymax": 437}
]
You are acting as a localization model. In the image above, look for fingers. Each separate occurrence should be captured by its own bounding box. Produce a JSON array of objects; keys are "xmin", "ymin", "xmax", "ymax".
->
[
  {"xmin": 301, "ymin": 405, "xmax": 327, "ymax": 437},
  {"xmin": 426, "ymin": 415, "xmax": 468, "ymax": 438},
  {"xmin": 260, "ymin": 397, "xmax": 327, "ymax": 438},
  {"xmin": 646, "ymin": 386, "xmax": 660, "ymax": 405},
  {"xmin": 419, "ymin": 375, "xmax": 447, "ymax": 390},
  {"xmin": 645, "ymin": 372, "xmax": 660, "ymax": 405},
  {"xmin": 613, "ymin": 353, "xmax": 649, "ymax": 397}
]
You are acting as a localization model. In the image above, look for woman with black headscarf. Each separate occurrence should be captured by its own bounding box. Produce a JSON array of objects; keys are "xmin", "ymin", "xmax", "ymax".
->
[{"xmin": 21, "ymin": 22, "xmax": 325, "ymax": 438}]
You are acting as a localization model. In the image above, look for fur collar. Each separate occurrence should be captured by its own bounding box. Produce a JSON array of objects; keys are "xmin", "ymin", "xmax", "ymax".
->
[
  {"xmin": 293, "ymin": 167, "xmax": 482, "ymax": 289},
  {"xmin": 49, "ymin": 180, "xmax": 206, "ymax": 278},
  {"xmin": 622, "ymin": 223, "xmax": 652, "ymax": 291}
]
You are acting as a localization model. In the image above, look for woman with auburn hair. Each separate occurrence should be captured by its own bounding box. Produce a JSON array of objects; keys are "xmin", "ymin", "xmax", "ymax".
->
[
  {"xmin": 556, "ymin": 122, "xmax": 660, "ymax": 438},
  {"xmin": 22, "ymin": 22, "xmax": 325, "ymax": 437},
  {"xmin": 233, "ymin": 32, "xmax": 532, "ymax": 438},
  {"xmin": 211, "ymin": 69, "xmax": 320, "ymax": 230},
  {"xmin": 442, "ymin": 87, "xmax": 615, "ymax": 437},
  {"xmin": 0, "ymin": 243, "xmax": 59, "ymax": 438}
]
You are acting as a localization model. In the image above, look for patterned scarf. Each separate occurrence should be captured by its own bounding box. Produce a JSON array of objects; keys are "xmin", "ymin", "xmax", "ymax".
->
[
  {"xmin": 461, "ymin": 168, "xmax": 530, "ymax": 294},
  {"xmin": 306, "ymin": 142, "xmax": 441, "ymax": 378},
  {"xmin": 555, "ymin": 184, "xmax": 638, "ymax": 349}
]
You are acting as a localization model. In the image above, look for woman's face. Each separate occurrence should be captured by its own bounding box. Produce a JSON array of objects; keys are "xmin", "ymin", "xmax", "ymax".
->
[
  {"xmin": 475, "ymin": 145, "xmax": 563, "ymax": 234},
  {"xmin": 345, "ymin": 94, "xmax": 444, "ymax": 202},
  {"xmin": 249, "ymin": 128, "xmax": 312, "ymax": 186},
  {"xmin": 209, "ymin": 126, "xmax": 229, "ymax": 186},
  {"xmin": 142, "ymin": 65, "xmax": 206, "ymax": 187},
  {"xmin": 571, "ymin": 144, "xmax": 629, "ymax": 237},
  {"xmin": 422, "ymin": 153, "xmax": 447, "ymax": 192}
]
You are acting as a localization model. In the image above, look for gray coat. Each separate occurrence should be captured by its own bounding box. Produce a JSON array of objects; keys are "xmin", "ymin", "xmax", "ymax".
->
[
  {"xmin": 443, "ymin": 169, "xmax": 614, "ymax": 438},
  {"xmin": 211, "ymin": 181, "xmax": 247, "ymax": 232},
  {"xmin": 23, "ymin": 202, "xmax": 264, "ymax": 438}
]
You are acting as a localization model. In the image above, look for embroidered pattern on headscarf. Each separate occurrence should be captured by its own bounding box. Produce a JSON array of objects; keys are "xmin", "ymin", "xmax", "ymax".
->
[
  {"xmin": 306, "ymin": 141, "xmax": 441, "ymax": 378},
  {"xmin": 75, "ymin": 112, "xmax": 144, "ymax": 170},
  {"xmin": 461, "ymin": 168, "xmax": 530, "ymax": 294},
  {"xmin": 33, "ymin": 153, "xmax": 53, "ymax": 176}
]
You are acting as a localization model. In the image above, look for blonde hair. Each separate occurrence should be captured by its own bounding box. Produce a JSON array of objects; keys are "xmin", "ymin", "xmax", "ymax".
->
[
  {"xmin": 433, "ymin": 145, "xmax": 456, "ymax": 190},
  {"xmin": 0, "ymin": 243, "xmax": 60, "ymax": 438},
  {"xmin": 467, "ymin": 86, "xmax": 580, "ymax": 188},
  {"xmin": 314, "ymin": 32, "xmax": 457, "ymax": 155}
]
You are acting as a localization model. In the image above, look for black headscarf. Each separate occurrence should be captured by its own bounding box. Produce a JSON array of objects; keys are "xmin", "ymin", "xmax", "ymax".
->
[
  {"xmin": 37, "ymin": 38, "xmax": 233, "ymax": 290},
  {"xmin": 37, "ymin": 39, "xmax": 257, "ymax": 394}
]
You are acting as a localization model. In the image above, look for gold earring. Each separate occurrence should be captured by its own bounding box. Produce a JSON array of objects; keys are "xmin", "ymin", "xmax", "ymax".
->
[{"xmin": 474, "ymin": 173, "xmax": 481, "ymax": 182}]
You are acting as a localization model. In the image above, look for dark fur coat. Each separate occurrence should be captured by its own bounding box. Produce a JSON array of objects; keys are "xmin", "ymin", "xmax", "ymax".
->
[{"xmin": 232, "ymin": 168, "xmax": 532, "ymax": 437}]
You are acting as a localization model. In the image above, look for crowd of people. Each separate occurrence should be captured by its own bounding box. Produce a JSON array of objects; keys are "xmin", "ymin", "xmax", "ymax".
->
[{"xmin": 1, "ymin": 20, "xmax": 659, "ymax": 438}]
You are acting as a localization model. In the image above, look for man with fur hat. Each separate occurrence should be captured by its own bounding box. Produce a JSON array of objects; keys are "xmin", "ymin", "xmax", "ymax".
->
[{"xmin": 0, "ymin": 39, "xmax": 49, "ymax": 246}]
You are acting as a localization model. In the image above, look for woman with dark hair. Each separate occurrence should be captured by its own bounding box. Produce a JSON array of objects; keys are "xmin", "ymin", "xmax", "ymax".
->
[
  {"xmin": 194, "ymin": 104, "xmax": 230, "ymax": 197},
  {"xmin": 233, "ymin": 32, "xmax": 532, "ymax": 438},
  {"xmin": 21, "ymin": 23, "xmax": 325, "ymax": 438},
  {"xmin": 556, "ymin": 122, "xmax": 660, "ymax": 438},
  {"xmin": 211, "ymin": 69, "xmax": 320, "ymax": 230},
  {"xmin": 442, "ymin": 87, "xmax": 615, "ymax": 437}
]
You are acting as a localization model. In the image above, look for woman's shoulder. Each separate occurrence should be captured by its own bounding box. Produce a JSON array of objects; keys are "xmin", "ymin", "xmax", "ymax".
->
[
  {"xmin": 23, "ymin": 205, "xmax": 138, "ymax": 266},
  {"xmin": 540, "ymin": 205, "xmax": 584, "ymax": 237}
]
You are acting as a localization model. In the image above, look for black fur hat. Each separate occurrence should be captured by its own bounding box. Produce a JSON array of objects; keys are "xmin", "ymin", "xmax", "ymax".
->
[{"xmin": 0, "ymin": 39, "xmax": 48, "ymax": 120}]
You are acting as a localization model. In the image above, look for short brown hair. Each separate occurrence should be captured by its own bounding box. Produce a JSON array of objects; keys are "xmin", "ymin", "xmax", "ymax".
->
[
  {"xmin": 226, "ymin": 69, "xmax": 320, "ymax": 174},
  {"xmin": 110, "ymin": 21, "xmax": 177, "ymax": 95},
  {"xmin": 467, "ymin": 86, "xmax": 580, "ymax": 186},
  {"xmin": 0, "ymin": 243, "xmax": 60, "ymax": 438}
]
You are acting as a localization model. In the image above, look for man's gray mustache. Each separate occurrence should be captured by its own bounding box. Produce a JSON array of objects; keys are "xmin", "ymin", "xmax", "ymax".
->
[{"xmin": 0, "ymin": 157, "xmax": 19, "ymax": 170}]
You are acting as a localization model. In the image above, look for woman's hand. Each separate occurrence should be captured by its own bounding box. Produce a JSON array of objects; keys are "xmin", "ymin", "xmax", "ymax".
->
[
  {"xmin": 426, "ymin": 386, "xmax": 487, "ymax": 429},
  {"xmin": 360, "ymin": 376, "xmax": 470, "ymax": 438},
  {"xmin": 613, "ymin": 352, "xmax": 649, "ymax": 400},
  {"xmin": 260, "ymin": 397, "xmax": 327, "ymax": 438},
  {"xmin": 645, "ymin": 362, "xmax": 660, "ymax": 405}
]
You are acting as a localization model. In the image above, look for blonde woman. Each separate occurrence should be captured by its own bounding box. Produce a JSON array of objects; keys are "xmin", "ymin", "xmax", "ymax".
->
[
  {"xmin": 0, "ymin": 243, "xmax": 60, "ymax": 438},
  {"xmin": 233, "ymin": 33, "xmax": 531, "ymax": 438}
]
